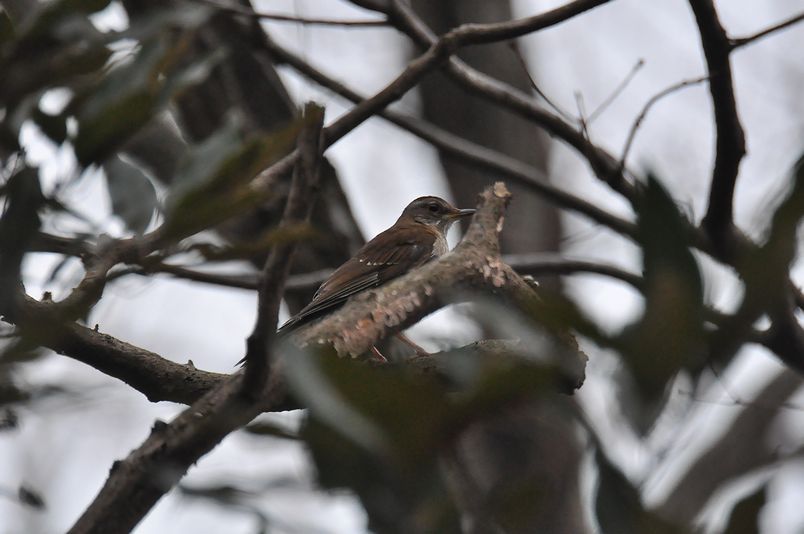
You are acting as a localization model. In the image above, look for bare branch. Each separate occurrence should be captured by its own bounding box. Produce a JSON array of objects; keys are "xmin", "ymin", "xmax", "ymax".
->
[
  {"xmin": 64, "ymin": 183, "xmax": 555, "ymax": 534},
  {"xmin": 243, "ymin": 104, "xmax": 324, "ymax": 392},
  {"xmin": 194, "ymin": 0, "xmax": 388, "ymax": 27},
  {"xmin": 619, "ymin": 75, "xmax": 709, "ymax": 174},
  {"xmin": 506, "ymin": 41, "xmax": 576, "ymax": 124},
  {"xmin": 425, "ymin": 0, "xmax": 612, "ymax": 45},
  {"xmin": 31, "ymin": 232, "xmax": 90, "ymax": 257},
  {"xmin": 688, "ymin": 0, "xmax": 746, "ymax": 247},
  {"xmin": 47, "ymin": 232, "xmax": 162, "ymax": 320},
  {"xmin": 263, "ymin": 34, "xmax": 637, "ymax": 237},
  {"xmin": 323, "ymin": 0, "xmax": 613, "ymax": 148},
  {"xmin": 730, "ymin": 11, "xmax": 804, "ymax": 49},
  {"xmin": 588, "ymin": 59, "xmax": 644, "ymax": 123},
  {"xmin": 503, "ymin": 253, "xmax": 644, "ymax": 291},
  {"xmin": 378, "ymin": 0, "xmax": 638, "ymax": 200}
]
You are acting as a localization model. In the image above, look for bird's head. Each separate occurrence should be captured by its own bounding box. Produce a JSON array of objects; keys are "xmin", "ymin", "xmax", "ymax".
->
[{"xmin": 399, "ymin": 196, "xmax": 475, "ymax": 233}]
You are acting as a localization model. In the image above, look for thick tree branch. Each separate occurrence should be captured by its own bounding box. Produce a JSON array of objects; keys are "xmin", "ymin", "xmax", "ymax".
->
[
  {"xmin": 14, "ymin": 296, "xmax": 228, "ymax": 405},
  {"xmin": 65, "ymin": 182, "xmax": 566, "ymax": 534},
  {"xmin": 294, "ymin": 183, "xmax": 533, "ymax": 356},
  {"xmin": 688, "ymin": 0, "xmax": 746, "ymax": 248}
]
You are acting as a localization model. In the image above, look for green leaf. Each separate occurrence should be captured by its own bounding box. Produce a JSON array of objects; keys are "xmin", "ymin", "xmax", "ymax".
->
[
  {"xmin": 594, "ymin": 447, "xmax": 686, "ymax": 534},
  {"xmin": 739, "ymin": 154, "xmax": 804, "ymax": 308},
  {"xmin": 283, "ymin": 339, "xmax": 573, "ymax": 533},
  {"xmin": 0, "ymin": 9, "xmax": 14, "ymax": 47},
  {"xmin": 103, "ymin": 155, "xmax": 158, "ymax": 234},
  {"xmin": 0, "ymin": 167, "xmax": 44, "ymax": 316},
  {"xmin": 160, "ymin": 116, "xmax": 301, "ymax": 241},
  {"xmin": 71, "ymin": 36, "xmax": 168, "ymax": 165},
  {"xmin": 71, "ymin": 9, "xmax": 217, "ymax": 166},
  {"xmin": 615, "ymin": 174, "xmax": 705, "ymax": 429},
  {"xmin": 0, "ymin": 7, "xmax": 110, "ymax": 106},
  {"xmin": 285, "ymin": 345, "xmax": 460, "ymax": 533}
]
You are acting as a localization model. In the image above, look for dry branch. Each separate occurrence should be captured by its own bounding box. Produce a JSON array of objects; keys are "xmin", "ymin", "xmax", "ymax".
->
[
  {"xmin": 261, "ymin": 33, "xmax": 637, "ymax": 238},
  {"xmin": 375, "ymin": 0, "xmax": 639, "ymax": 200},
  {"xmin": 294, "ymin": 183, "xmax": 530, "ymax": 356},
  {"xmin": 689, "ymin": 0, "xmax": 746, "ymax": 248},
  {"xmin": 243, "ymin": 104, "xmax": 324, "ymax": 392},
  {"xmin": 63, "ymin": 182, "xmax": 566, "ymax": 534}
]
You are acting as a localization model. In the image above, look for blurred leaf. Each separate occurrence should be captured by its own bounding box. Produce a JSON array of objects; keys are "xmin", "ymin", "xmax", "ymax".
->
[
  {"xmin": 119, "ymin": 3, "xmax": 212, "ymax": 43},
  {"xmin": 31, "ymin": 106, "xmax": 68, "ymax": 145},
  {"xmin": 103, "ymin": 155, "xmax": 157, "ymax": 234},
  {"xmin": 0, "ymin": 9, "xmax": 14, "ymax": 47},
  {"xmin": 0, "ymin": 5, "xmax": 110, "ymax": 106},
  {"xmin": 161, "ymin": 116, "xmax": 301, "ymax": 241},
  {"xmin": 0, "ymin": 408, "xmax": 18, "ymax": 431},
  {"xmin": 723, "ymin": 484, "xmax": 766, "ymax": 534},
  {"xmin": 615, "ymin": 174, "xmax": 705, "ymax": 429},
  {"xmin": 710, "ymin": 153, "xmax": 804, "ymax": 365},
  {"xmin": 0, "ymin": 167, "xmax": 44, "ymax": 315},
  {"xmin": 284, "ymin": 340, "xmax": 571, "ymax": 533},
  {"xmin": 18, "ymin": 485, "xmax": 45, "ymax": 509},
  {"xmin": 737, "ymin": 154, "xmax": 804, "ymax": 308},
  {"xmin": 71, "ymin": 36, "xmax": 164, "ymax": 165},
  {"xmin": 0, "ymin": 379, "xmax": 31, "ymax": 405},
  {"xmin": 71, "ymin": 12, "xmax": 218, "ymax": 166},
  {"xmin": 594, "ymin": 447, "xmax": 685, "ymax": 534}
]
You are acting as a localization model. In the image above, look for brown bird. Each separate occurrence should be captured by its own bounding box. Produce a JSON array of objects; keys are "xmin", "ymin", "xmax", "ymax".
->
[{"xmin": 278, "ymin": 196, "xmax": 475, "ymax": 340}]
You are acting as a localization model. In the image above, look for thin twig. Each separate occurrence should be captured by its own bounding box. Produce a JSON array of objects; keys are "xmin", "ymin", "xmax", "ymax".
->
[
  {"xmin": 263, "ymin": 35, "xmax": 636, "ymax": 237},
  {"xmin": 243, "ymin": 104, "xmax": 324, "ymax": 393},
  {"xmin": 618, "ymin": 76, "xmax": 709, "ymax": 175},
  {"xmin": 63, "ymin": 183, "xmax": 525, "ymax": 534},
  {"xmin": 195, "ymin": 0, "xmax": 388, "ymax": 27},
  {"xmin": 506, "ymin": 42, "xmax": 576, "ymax": 124},
  {"xmin": 503, "ymin": 254, "xmax": 645, "ymax": 291},
  {"xmin": 380, "ymin": 0, "xmax": 638, "ymax": 200},
  {"xmin": 730, "ymin": 11, "xmax": 804, "ymax": 49},
  {"xmin": 689, "ymin": 0, "xmax": 746, "ymax": 245},
  {"xmin": 588, "ymin": 59, "xmax": 644, "ymax": 123}
]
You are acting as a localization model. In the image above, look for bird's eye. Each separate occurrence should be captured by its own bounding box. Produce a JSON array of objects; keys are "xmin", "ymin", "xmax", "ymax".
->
[{"xmin": 428, "ymin": 203, "xmax": 440, "ymax": 213}]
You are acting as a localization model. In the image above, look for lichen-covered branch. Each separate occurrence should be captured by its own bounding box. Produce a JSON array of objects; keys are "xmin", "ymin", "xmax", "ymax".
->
[
  {"xmin": 64, "ymin": 182, "xmax": 572, "ymax": 534},
  {"xmin": 295, "ymin": 183, "xmax": 536, "ymax": 356}
]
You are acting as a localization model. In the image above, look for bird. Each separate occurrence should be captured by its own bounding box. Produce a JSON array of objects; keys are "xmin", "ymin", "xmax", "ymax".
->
[{"xmin": 277, "ymin": 196, "xmax": 475, "ymax": 350}]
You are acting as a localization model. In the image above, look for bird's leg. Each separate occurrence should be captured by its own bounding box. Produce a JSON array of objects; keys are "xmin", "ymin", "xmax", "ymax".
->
[
  {"xmin": 394, "ymin": 332, "xmax": 431, "ymax": 357},
  {"xmin": 369, "ymin": 346, "xmax": 388, "ymax": 363}
]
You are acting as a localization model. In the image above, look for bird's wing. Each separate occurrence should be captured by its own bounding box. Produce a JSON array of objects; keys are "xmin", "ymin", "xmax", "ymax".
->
[{"xmin": 278, "ymin": 225, "xmax": 437, "ymax": 334}]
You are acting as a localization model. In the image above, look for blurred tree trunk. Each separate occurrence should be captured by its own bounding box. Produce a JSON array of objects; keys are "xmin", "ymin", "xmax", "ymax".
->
[
  {"xmin": 411, "ymin": 0, "xmax": 561, "ymax": 257},
  {"xmin": 121, "ymin": 0, "xmax": 364, "ymax": 311},
  {"xmin": 410, "ymin": 2, "xmax": 585, "ymax": 533}
]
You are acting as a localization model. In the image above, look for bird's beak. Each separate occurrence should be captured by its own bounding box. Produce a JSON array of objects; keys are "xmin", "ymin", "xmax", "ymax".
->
[{"xmin": 454, "ymin": 208, "xmax": 476, "ymax": 219}]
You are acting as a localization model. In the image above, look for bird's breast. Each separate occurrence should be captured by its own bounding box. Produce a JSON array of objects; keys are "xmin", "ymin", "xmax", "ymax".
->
[{"xmin": 432, "ymin": 233, "xmax": 449, "ymax": 257}]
